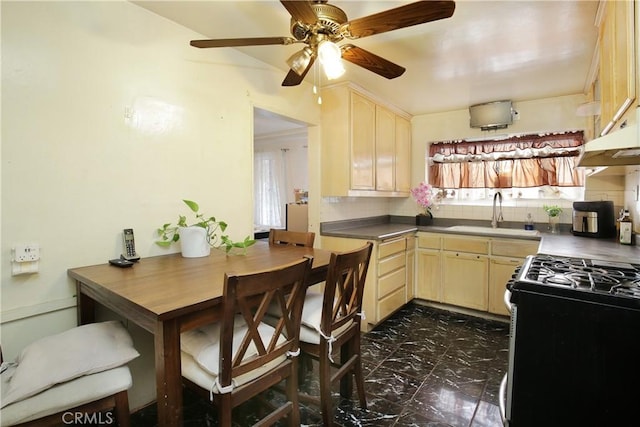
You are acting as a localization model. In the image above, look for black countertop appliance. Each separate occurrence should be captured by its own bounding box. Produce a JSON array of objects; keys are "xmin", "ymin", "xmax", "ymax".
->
[{"xmin": 572, "ymin": 200, "xmax": 616, "ymax": 238}]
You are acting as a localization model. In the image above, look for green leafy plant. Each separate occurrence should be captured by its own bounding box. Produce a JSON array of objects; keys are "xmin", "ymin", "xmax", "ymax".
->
[
  {"xmin": 156, "ymin": 199, "xmax": 255, "ymax": 254},
  {"xmin": 543, "ymin": 204, "xmax": 563, "ymax": 217}
]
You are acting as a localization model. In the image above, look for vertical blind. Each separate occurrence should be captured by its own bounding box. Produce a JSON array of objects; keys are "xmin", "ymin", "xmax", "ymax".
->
[{"xmin": 428, "ymin": 131, "xmax": 585, "ymax": 189}]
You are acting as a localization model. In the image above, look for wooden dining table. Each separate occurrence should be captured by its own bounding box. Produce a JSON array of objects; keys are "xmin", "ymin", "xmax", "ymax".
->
[{"xmin": 67, "ymin": 241, "xmax": 332, "ymax": 427}]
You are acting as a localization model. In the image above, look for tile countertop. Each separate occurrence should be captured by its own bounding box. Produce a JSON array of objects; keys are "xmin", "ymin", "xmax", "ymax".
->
[{"xmin": 320, "ymin": 216, "xmax": 640, "ymax": 264}]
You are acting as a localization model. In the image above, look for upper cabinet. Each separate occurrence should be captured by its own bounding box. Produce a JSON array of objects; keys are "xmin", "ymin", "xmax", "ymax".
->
[
  {"xmin": 598, "ymin": 0, "xmax": 636, "ymax": 135},
  {"xmin": 321, "ymin": 83, "xmax": 412, "ymax": 197}
]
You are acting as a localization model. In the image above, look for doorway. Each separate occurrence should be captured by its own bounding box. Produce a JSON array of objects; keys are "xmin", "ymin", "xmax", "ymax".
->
[{"xmin": 253, "ymin": 107, "xmax": 309, "ymax": 238}]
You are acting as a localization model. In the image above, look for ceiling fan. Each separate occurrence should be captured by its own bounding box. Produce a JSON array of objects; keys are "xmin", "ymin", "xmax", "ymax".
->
[{"xmin": 190, "ymin": 0, "xmax": 456, "ymax": 86}]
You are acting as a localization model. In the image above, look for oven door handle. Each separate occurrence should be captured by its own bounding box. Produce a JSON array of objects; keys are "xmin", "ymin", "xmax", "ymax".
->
[
  {"xmin": 504, "ymin": 288, "xmax": 512, "ymax": 314},
  {"xmin": 499, "ymin": 372, "xmax": 509, "ymax": 426}
]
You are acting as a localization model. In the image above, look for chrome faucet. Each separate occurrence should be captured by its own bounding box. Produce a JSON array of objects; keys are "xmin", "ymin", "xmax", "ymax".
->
[{"xmin": 491, "ymin": 191, "xmax": 504, "ymax": 228}]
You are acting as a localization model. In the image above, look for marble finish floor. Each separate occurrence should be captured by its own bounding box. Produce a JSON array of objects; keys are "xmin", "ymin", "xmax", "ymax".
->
[{"xmin": 131, "ymin": 303, "xmax": 510, "ymax": 426}]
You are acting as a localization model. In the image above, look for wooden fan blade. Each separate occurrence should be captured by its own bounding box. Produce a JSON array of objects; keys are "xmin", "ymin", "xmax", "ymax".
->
[
  {"xmin": 344, "ymin": 1, "xmax": 455, "ymax": 39},
  {"xmin": 282, "ymin": 56, "xmax": 316, "ymax": 86},
  {"xmin": 280, "ymin": 1, "xmax": 317, "ymax": 26},
  {"xmin": 190, "ymin": 37, "xmax": 295, "ymax": 48},
  {"xmin": 341, "ymin": 44, "xmax": 405, "ymax": 79}
]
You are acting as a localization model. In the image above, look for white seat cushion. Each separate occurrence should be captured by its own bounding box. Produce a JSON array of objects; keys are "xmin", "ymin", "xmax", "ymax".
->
[
  {"xmin": 0, "ymin": 365, "xmax": 132, "ymax": 427},
  {"xmin": 181, "ymin": 317, "xmax": 288, "ymax": 394},
  {"xmin": 296, "ymin": 291, "xmax": 353, "ymax": 344},
  {"xmin": 1, "ymin": 321, "xmax": 139, "ymax": 408}
]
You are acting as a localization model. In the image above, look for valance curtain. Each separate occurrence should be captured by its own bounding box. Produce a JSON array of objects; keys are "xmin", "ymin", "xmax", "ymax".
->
[{"xmin": 428, "ymin": 131, "xmax": 585, "ymax": 188}]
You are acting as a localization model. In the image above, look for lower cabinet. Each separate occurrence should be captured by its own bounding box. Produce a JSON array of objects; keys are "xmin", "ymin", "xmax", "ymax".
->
[
  {"xmin": 406, "ymin": 236, "xmax": 416, "ymax": 302},
  {"xmin": 442, "ymin": 251, "xmax": 489, "ymax": 311},
  {"xmin": 321, "ymin": 234, "xmax": 412, "ymax": 331},
  {"xmin": 416, "ymin": 233, "xmax": 442, "ymax": 301},
  {"xmin": 417, "ymin": 232, "xmax": 540, "ymax": 316},
  {"xmin": 488, "ymin": 258, "xmax": 522, "ymax": 316}
]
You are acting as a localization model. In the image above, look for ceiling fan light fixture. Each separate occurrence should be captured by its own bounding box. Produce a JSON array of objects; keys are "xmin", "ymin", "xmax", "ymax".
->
[
  {"xmin": 318, "ymin": 40, "xmax": 345, "ymax": 80},
  {"xmin": 286, "ymin": 47, "xmax": 313, "ymax": 76}
]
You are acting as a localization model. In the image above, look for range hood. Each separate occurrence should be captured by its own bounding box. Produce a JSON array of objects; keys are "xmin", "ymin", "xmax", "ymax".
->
[{"xmin": 578, "ymin": 109, "xmax": 640, "ymax": 167}]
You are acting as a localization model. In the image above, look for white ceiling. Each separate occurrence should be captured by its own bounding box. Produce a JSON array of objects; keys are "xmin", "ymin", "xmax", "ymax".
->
[{"xmin": 133, "ymin": 0, "xmax": 600, "ymax": 119}]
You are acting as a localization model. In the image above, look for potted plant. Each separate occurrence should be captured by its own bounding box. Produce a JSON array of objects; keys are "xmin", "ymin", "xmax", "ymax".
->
[
  {"xmin": 543, "ymin": 204, "xmax": 563, "ymax": 234},
  {"xmin": 156, "ymin": 199, "xmax": 255, "ymax": 257},
  {"xmin": 410, "ymin": 182, "xmax": 441, "ymax": 226}
]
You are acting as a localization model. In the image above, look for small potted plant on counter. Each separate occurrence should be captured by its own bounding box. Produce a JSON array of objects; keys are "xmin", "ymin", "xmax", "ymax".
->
[
  {"xmin": 543, "ymin": 204, "xmax": 563, "ymax": 234},
  {"xmin": 156, "ymin": 199, "xmax": 255, "ymax": 257},
  {"xmin": 411, "ymin": 182, "xmax": 441, "ymax": 226}
]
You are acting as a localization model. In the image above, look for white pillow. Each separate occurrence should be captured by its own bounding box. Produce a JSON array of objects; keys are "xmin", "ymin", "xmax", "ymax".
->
[{"xmin": 1, "ymin": 321, "xmax": 139, "ymax": 408}]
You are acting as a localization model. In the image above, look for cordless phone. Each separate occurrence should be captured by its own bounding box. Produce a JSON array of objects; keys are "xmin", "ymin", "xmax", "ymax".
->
[{"xmin": 121, "ymin": 228, "xmax": 140, "ymax": 261}]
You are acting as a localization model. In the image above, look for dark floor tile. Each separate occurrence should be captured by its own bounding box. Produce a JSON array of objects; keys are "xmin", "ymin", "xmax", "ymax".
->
[
  {"xmin": 409, "ymin": 375, "xmax": 480, "ymax": 427},
  {"xmin": 364, "ymin": 364, "xmax": 423, "ymax": 405},
  {"xmin": 470, "ymin": 400, "xmax": 503, "ymax": 427}
]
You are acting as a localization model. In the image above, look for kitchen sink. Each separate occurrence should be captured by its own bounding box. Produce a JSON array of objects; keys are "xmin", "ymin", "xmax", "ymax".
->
[{"xmin": 446, "ymin": 225, "xmax": 541, "ymax": 238}]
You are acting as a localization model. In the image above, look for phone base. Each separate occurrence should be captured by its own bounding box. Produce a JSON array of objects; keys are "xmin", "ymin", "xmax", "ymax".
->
[{"xmin": 109, "ymin": 258, "xmax": 134, "ymax": 268}]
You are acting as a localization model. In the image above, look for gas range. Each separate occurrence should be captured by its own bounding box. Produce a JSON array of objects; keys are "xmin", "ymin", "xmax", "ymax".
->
[{"xmin": 511, "ymin": 254, "xmax": 640, "ymax": 309}]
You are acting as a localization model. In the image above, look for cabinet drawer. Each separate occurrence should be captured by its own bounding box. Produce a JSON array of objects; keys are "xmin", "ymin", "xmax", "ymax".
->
[
  {"xmin": 378, "ymin": 252, "xmax": 405, "ymax": 277},
  {"xmin": 443, "ymin": 236, "xmax": 489, "ymax": 254},
  {"xmin": 379, "ymin": 238, "xmax": 406, "ymax": 258},
  {"xmin": 378, "ymin": 287, "xmax": 405, "ymax": 320},
  {"xmin": 418, "ymin": 234, "xmax": 441, "ymax": 249},
  {"xmin": 492, "ymin": 239, "xmax": 539, "ymax": 258},
  {"xmin": 379, "ymin": 267, "xmax": 406, "ymax": 298}
]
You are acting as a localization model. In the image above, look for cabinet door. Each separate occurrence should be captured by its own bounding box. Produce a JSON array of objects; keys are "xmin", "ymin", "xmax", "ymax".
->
[
  {"xmin": 442, "ymin": 252, "xmax": 489, "ymax": 311},
  {"xmin": 375, "ymin": 105, "xmax": 395, "ymax": 191},
  {"xmin": 611, "ymin": 0, "xmax": 635, "ymax": 121},
  {"xmin": 351, "ymin": 92, "xmax": 376, "ymax": 190},
  {"xmin": 489, "ymin": 257, "xmax": 522, "ymax": 316},
  {"xmin": 599, "ymin": 0, "xmax": 636, "ymax": 132},
  {"xmin": 417, "ymin": 249, "xmax": 441, "ymax": 301},
  {"xmin": 406, "ymin": 238, "xmax": 415, "ymax": 302},
  {"xmin": 600, "ymin": 10, "xmax": 615, "ymax": 129},
  {"xmin": 395, "ymin": 115, "xmax": 411, "ymax": 193}
]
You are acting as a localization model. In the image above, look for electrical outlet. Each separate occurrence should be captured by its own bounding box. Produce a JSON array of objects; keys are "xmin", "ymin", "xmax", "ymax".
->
[{"xmin": 13, "ymin": 244, "xmax": 40, "ymax": 262}]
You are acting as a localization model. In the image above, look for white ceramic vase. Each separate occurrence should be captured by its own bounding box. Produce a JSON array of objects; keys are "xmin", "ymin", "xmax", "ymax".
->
[{"xmin": 179, "ymin": 226, "xmax": 211, "ymax": 258}]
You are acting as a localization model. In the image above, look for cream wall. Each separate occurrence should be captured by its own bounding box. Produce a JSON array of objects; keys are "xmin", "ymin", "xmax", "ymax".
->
[{"xmin": 1, "ymin": 1, "xmax": 321, "ymax": 409}]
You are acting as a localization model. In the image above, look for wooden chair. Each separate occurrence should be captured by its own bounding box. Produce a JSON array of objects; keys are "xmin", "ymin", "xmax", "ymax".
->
[
  {"xmin": 297, "ymin": 242, "xmax": 373, "ymax": 426},
  {"xmin": 268, "ymin": 229, "xmax": 315, "ymax": 247},
  {"xmin": 180, "ymin": 256, "xmax": 313, "ymax": 427}
]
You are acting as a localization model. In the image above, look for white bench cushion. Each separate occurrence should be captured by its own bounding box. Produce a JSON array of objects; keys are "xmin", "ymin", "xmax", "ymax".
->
[
  {"xmin": 1, "ymin": 321, "xmax": 139, "ymax": 409},
  {"xmin": 0, "ymin": 365, "xmax": 132, "ymax": 426}
]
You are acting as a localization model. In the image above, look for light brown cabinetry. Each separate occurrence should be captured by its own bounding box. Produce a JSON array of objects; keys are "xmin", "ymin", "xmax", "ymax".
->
[
  {"xmin": 321, "ymin": 83, "xmax": 411, "ymax": 197},
  {"xmin": 441, "ymin": 236, "xmax": 489, "ymax": 311},
  {"xmin": 395, "ymin": 115, "xmax": 412, "ymax": 193},
  {"xmin": 598, "ymin": 0, "xmax": 635, "ymax": 134},
  {"xmin": 351, "ymin": 92, "xmax": 376, "ymax": 190},
  {"xmin": 375, "ymin": 105, "xmax": 395, "ymax": 191},
  {"xmin": 488, "ymin": 239, "xmax": 539, "ymax": 316},
  {"xmin": 406, "ymin": 236, "xmax": 416, "ymax": 302},
  {"xmin": 416, "ymin": 233, "xmax": 442, "ymax": 301},
  {"xmin": 488, "ymin": 258, "xmax": 521, "ymax": 316},
  {"xmin": 416, "ymin": 232, "xmax": 540, "ymax": 316},
  {"xmin": 321, "ymin": 234, "xmax": 413, "ymax": 330}
]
